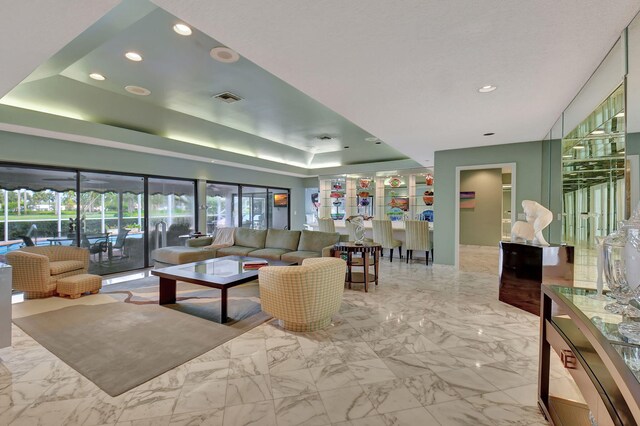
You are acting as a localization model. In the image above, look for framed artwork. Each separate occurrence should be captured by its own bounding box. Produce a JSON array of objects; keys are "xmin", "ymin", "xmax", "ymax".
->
[
  {"xmin": 460, "ymin": 191, "xmax": 476, "ymax": 208},
  {"xmin": 274, "ymin": 193, "xmax": 288, "ymax": 207}
]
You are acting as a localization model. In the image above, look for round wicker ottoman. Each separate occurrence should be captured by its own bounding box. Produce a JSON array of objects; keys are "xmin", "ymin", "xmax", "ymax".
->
[{"xmin": 57, "ymin": 274, "xmax": 102, "ymax": 299}]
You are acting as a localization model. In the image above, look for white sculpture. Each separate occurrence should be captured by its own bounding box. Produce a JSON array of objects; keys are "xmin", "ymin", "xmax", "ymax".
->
[{"xmin": 511, "ymin": 200, "xmax": 553, "ymax": 246}]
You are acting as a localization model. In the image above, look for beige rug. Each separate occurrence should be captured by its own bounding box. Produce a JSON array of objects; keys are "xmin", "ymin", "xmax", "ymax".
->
[{"xmin": 13, "ymin": 279, "xmax": 269, "ymax": 396}]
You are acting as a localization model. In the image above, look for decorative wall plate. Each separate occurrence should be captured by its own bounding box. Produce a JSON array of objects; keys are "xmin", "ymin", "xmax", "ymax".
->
[{"xmin": 389, "ymin": 177, "xmax": 401, "ymax": 188}]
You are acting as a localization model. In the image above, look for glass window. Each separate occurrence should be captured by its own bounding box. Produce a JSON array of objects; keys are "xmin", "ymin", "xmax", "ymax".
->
[
  {"xmin": 268, "ymin": 188, "xmax": 290, "ymax": 229},
  {"xmin": 241, "ymin": 186, "xmax": 268, "ymax": 229},
  {"xmin": 80, "ymin": 173, "xmax": 145, "ymax": 275},
  {"xmin": 0, "ymin": 166, "xmax": 77, "ymax": 260},
  {"xmin": 148, "ymin": 178, "xmax": 196, "ymax": 256},
  {"xmin": 205, "ymin": 183, "xmax": 238, "ymax": 233}
]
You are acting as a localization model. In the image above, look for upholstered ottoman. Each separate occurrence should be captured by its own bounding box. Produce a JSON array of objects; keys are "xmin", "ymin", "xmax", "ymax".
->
[{"xmin": 57, "ymin": 274, "xmax": 102, "ymax": 299}]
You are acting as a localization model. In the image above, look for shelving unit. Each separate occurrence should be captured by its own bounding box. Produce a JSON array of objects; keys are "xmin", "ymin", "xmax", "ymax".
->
[
  {"xmin": 539, "ymin": 285, "xmax": 640, "ymax": 425},
  {"xmin": 316, "ymin": 169, "xmax": 434, "ymax": 222}
]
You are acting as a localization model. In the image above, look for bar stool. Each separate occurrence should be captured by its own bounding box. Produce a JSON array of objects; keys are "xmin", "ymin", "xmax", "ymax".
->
[
  {"xmin": 372, "ymin": 220, "xmax": 402, "ymax": 262},
  {"xmin": 404, "ymin": 220, "xmax": 431, "ymax": 265}
]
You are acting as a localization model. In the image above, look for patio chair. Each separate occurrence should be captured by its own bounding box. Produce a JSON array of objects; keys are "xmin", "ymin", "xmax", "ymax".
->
[
  {"xmin": 18, "ymin": 224, "xmax": 38, "ymax": 247},
  {"xmin": 81, "ymin": 233, "xmax": 110, "ymax": 263},
  {"xmin": 110, "ymin": 228, "xmax": 130, "ymax": 259}
]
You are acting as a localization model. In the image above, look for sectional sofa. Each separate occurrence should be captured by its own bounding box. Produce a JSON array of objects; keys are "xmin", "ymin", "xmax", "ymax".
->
[{"xmin": 151, "ymin": 228, "xmax": 341, "ymax": 267}]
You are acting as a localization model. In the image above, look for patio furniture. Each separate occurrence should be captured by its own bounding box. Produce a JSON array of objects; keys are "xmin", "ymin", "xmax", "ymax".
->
[
  {"xmin": 372, "ymin": 220, "xmax": 403, "ymax": 261},
  {"xmin": 259, "ymin": 257, "xmax": 346, "ymax": 331},
  {"xmin": 404, "ymin": 220, "xmax": 431, "ymax": 265},
  {"xmin": 81, "ymin": 233, "xmax": 110, "ymax": 263},
  {"xmin": 110, "ymin": 228, "xmax": 130, "ymax": 259},
  {"xmin": 57, "ymin": 273, "xmax": 102, "ymax": 299},
  {"xmin": 18, "ymin": 224, "xmax": 38, "ymax": 247},
  {"xmin": 6, "ymin": 246, "xmax": 89, "ymax": 299}
]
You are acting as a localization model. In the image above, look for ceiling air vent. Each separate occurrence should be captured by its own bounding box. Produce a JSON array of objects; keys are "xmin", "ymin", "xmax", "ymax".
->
[
  {"xmin": 213, "ymin": 92, "xmax": 243, "ymax": 103},
  {"xmin": 316, "ymin": 135, "xmax": 334, "ymax": 142}
]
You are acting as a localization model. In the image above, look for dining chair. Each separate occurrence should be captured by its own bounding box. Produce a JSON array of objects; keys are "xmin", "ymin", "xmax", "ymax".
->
[
  {"xmin": 318, "ymin": 218, "xmax": 336, "ymax": 233},
  {"xmin": 372, "ymin": 220, "xmax": 402, "ymax": 261},
  {"xmin": 404, "ymin": 220, "xmax": 431, "ymax": 265}
]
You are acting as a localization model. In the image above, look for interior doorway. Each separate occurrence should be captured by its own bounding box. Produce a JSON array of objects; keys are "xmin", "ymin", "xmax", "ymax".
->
[{"xmin": 454, "ymin": 163, "xmax": 516, "ymax": 273}]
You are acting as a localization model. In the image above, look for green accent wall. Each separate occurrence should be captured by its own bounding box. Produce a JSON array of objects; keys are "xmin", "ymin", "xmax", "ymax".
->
[
  {"xmin": 434, "ymin": 140, "xmax": 546, "ymax": 265},
  {"xmin": 0, "ymin": 131, "xmax": 307, "ymax": 230}
]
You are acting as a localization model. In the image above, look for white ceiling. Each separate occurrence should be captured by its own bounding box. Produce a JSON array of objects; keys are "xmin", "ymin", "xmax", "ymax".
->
[
  {"xmin": 154, "ymin": 0, "xmax": 640, "ymax": 165},
  {"xmin": 1, "ymin": 1, "xmax": 639, "ymax": 169}
]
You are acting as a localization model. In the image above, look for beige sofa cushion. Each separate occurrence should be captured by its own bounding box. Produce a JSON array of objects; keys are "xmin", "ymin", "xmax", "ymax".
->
[
  {"xmin": 152, "ymin": 247, "xmax": 217, "ymax": 265},
  {"xmin": 265, "ymin": 229, "xmax": 301, "ymax": 251},
  {"xmin": 281, "ymin": 250, "xmax": 322, "ymax": 265},
  {"xmin": 297, "ymin": 230, "xmax": 340, "ymax": 253},
  {"xmin": 235, "ymin": 228, "xmax": 267, "ymax": 249},
  {"xmin": 248, "ymin": 248, "xmax": 291, "ymax": 260},
  {"xmin": 49, "ymin": 260, "xmax": 85, "ymax": 276},
  {"xmin": 216, "ymin": 246, "xmax": 257, "ymax": 257}
]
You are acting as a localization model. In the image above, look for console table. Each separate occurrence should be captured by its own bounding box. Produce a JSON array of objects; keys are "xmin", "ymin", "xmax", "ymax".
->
[
  {"xmin": 499, "ymin": 241, "xmax": 573, "ymax": 315},
  {"xmin": 539, "ymin": 285, "xmax": 640, "ymax": 425},
  {"xmin": 0, "ymin": 263, "xmax": 11, "ymax": 349}
]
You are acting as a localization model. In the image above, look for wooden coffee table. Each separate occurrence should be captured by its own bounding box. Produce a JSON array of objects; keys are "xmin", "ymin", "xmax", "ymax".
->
[{"xmin": 151, "ymin": 256, "xmax": 293, "ymax": 323}]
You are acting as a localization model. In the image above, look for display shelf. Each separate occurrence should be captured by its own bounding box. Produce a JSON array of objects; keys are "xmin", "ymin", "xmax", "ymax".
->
[{"xmin": 539, "ymin": 285, "xmax": 640, "ymax": 425}]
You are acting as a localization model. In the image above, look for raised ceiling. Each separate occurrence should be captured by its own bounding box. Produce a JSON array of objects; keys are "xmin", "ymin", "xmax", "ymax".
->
[
  {"xmin": 1, "ymin": 1, "xmax": 639, "ymax": 173},
  {"xmin": 155, "ymin": 0, "xmax": 640, "ymax": 166},
  {"xmin": 0, "ymin": 0, "xmax": 413, "ymax": 172}
]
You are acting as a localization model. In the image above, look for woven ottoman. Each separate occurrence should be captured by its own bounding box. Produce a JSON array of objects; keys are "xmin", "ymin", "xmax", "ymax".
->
[{"xmin": 57, "ymin": 274, "xmax": 102, "ymax": 299}]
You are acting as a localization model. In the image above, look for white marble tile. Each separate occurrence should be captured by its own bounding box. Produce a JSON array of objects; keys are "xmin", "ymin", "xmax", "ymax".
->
[
  {"xmin": 473, "ymin": 362, "xmax": 534, "ymax": 390},
  {"xmin": 348, "ymin": 359, "xmax": 397, "ymax": 385},
  {"xmin": 270, "ymin": 368, "xmax": 316, "ymax": 399},
  {"xmin": 169, "ymin": 409, "xmax": 224, "ymax": 426},
  {"xmin": 174, "ymin": 379, "xmax": 227, "ymax": 413},
  {"xmin": 426, "ymin": 398, "xmax": 495, "ymax": 426},
  {"xmin": 309, "ymin": 363, "xmax": 358, "ymax": 392},
  {"xmin": 0, "ymin": 380, "xmax": 51, "ymax": 407},
  {"xmin": 225, "ymin": 375, "xmax": 271, "ymax": 406},
  {"xmin": 318, "ymin": 385, "xmax": 375, "ymax": 423},
  {"xmin": 116, "ymin": 414, "xmax": 172, "ymax": 425},
  {"xmin": 228, "ymin": 351, "xmax": 268, "ymax": 378},
  {"xmin": 380, "ymin": 354, "xmax": 434, "ymax": 379},
  {"xmin": 66, "ymin": 392, "xmax": 131, "ymax": 426},
  {"xmin": 361, "ymin": 378, "xmax": 422, "ymax": 414},
  {"xmin": 302, "ymin": 344, "xmax": 342, "ymax": 368},
  {"xmin": 222, "ymin": 400, "xmax": 277, "ymax": 426},
  {"xmin": 435, "ymin": 367, "xmax": 499, "ymax": 397},
  {"xmin": 381, "ymin": 407, "xmax": 440, "ymax": 425},
  {"xmin": 273, "ymin": 392, "xmax": 330, "ymax": 426},
  {"xmin": 9, "ymin": 398, "xmax": 83, "ymax": 426},
  {"xmin": 185, "ymin": 359, "xmax": 230, "ymax": 383},
  {"xmin": 403, "ymin": 371, "xmax": 461, "ymax": 406},
  {"xmin": 334, "ymin": 342, "xmax": 378, "ymax": 363},
  {"xmin": 465, "ymin": 390, "xmax": 547, "ymax": 425},
  {"xmin": 118, "ymin": 388, "xmax": 181, "ymax": 422},
  {"xmin": 35, "ymin": 375, "xmax": 100, "ymax": 403}
]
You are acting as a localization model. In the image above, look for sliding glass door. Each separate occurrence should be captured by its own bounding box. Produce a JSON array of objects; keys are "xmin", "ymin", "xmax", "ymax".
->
[
  {"xmin": 206, "ymin": 183, "xmax": 238, "ymax": 233},
  {"xmin": 79, "ymin": 173, "xmax": 145, "ymax": 274},
  {"xmin": 147, "ymin": 178, "xmax": 196, "ymax": 259}
]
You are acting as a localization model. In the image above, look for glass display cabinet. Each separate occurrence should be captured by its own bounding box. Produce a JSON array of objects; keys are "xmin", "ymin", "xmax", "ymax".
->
[{"xmin": 539, "ymin": 285, "xmax": 640, "ymax": 425}]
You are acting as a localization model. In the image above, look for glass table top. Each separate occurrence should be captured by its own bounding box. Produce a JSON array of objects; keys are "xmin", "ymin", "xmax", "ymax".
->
[
  {"xmin": 550, "ymin": 285, "xmax": 640, "ymax": 378},
  {"xmin": 179, "ymin": 258, "xmax": 268, "ymax": 278}
]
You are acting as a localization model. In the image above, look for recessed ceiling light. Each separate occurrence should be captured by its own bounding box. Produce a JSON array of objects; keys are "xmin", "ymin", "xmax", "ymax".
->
[
  {"xmin": 210, "ymin": 46, "xmax": 240, "ymax": 63},
  {"xmin": 573, "ymin": 145, "xmax": 585, "ymax": 150},
  {"xmin": 592, "ymin": 129, "xmax": 605, "ymax": 135},
  {"xmin": 615, "ymin": 112, "xmax": 625, "ymax": 118},
  {"xmin": 210, "ymin": 160, "xmax": 216, "ymax": 163},
  {"xmin": 173, "ymin": 23, "xmax": 192, "ymax": 36},
  {"xmin": 478, "ymin": 85, "xmax": 497, "ymax": 93},
  {"xmin": 125, "ymin": 85, "xmax": 151, "ymax": 96},
  {"xmin": 375, "ymin": 141, "xmax": 382, "ymax": 145},
  {"xmin": 344, "ymin": 146, "xmax": 350, "ymax": 149},
  {"xmin": 89, "ymin": 73, "xmax": 106, "ymax": 81},
  {"xmin": 125, "ymin": 51, "xmax": 143, "ymax": 62},
  {"xmin": 483, "ymin": 132, "xmax": 495, "ymax": 136}
]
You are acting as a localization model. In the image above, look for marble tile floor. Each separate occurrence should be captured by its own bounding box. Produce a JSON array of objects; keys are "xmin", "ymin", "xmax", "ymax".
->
[{"xmin": 1, "ymin": 257, "xmax": 581, "ymax": 426}]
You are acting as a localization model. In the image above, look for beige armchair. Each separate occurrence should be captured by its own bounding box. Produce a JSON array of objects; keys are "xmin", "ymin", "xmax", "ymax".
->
[
  {"xmin": 258, "ymin": 257, "xmax": 347, "ymax": 331},
  {"xmin": 6, "ymin": 246, "xmax": 89, "ymax": 299}
]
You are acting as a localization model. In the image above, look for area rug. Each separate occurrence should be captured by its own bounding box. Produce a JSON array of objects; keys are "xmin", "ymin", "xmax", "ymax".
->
[{"xmin": 13, "ymin": 278, "xmax": 270, "ymax": 396}]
